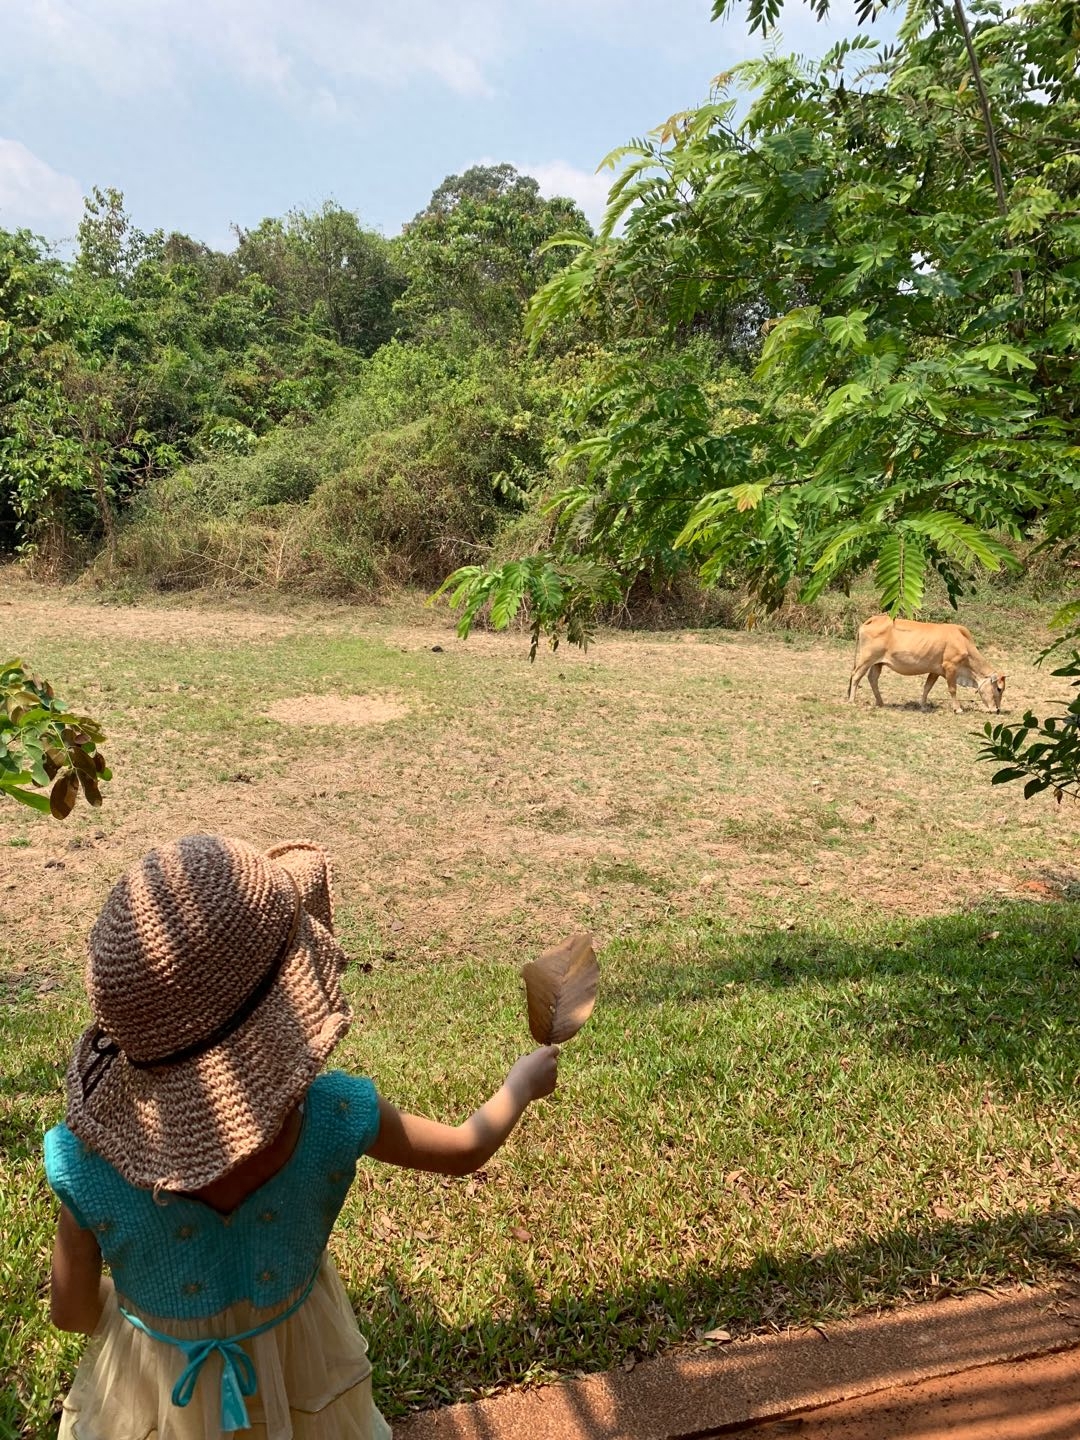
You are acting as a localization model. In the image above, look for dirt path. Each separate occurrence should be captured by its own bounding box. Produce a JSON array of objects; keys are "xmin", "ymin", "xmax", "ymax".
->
[{"xmin": 731, "ymin": 1346, "xmax": 1080, "ymax": 1438}]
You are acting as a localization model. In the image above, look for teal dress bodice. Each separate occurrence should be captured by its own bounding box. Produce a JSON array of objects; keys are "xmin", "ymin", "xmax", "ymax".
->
[{"xmin": 45, "ymin": 1070, "xmax": 380, "ymax": 1320}]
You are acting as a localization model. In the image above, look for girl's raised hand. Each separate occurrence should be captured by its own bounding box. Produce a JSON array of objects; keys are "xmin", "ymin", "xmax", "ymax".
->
[
  {"xmin": 370, "ymin": 1046, "xmax": 560, "ymax": 1177},
  {"xmin": 506, "ymin": 1046, "xmax": 560, "ymax": 1103}
]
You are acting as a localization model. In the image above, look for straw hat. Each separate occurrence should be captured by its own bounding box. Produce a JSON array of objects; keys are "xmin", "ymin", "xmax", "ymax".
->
[{"xmin": 65, "ymin": 834, "xmax": 353, "ymax": 1193}]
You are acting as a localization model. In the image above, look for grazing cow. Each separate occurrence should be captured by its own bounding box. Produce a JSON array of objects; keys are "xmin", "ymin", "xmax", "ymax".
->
[{"xmin": 847, "ymin": 614, "xmax": 1005, "ymax": 713}]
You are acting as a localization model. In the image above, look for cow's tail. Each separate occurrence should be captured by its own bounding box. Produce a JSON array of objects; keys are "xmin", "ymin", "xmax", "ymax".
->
[{"xmin": 847, "ymin": 626, "xmax": 863, "ymax": 700}]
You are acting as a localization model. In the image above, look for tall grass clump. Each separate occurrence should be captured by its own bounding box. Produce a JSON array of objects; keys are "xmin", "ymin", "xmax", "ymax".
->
[{"xmin": 96, "ymin": 343, "xmax": 561, "ymax": 598}]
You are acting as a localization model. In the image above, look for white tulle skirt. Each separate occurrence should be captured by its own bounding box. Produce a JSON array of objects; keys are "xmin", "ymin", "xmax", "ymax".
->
[{"xmin": 57, "ymin": 1254, "xmax": 392, "ymax": 1440}]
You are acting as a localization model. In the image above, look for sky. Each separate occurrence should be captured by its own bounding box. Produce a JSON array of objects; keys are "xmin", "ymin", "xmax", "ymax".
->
[{"xmin": 0, "ymin": 0, "xmax": 895, "ymax": 252}]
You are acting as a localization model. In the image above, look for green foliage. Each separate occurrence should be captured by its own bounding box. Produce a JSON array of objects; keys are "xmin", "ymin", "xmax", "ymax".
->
[
  {"xmin": 0, "ymin": 660, "xmax": 110, "ymax": 816},
  {"xmin": 397, "ymin": 164, "xmax": 592, "ymax": 347},
  {"xmin": 1, "ymin": 193, "xmax": 398, "ymax": 565},
  {"xmin": 76, "ymin": 185, "xmax": 163, "ymax": 284},
  {"xmin": 2, "ymin": 168, "xmax": 601, "ymax": 582},
  {"xmin": 440, "ymin": 343, "xmax": 786, "ymax": 634},
  {"xmin": 101, "ymin": 342, "xmax": 565, "ymax": 596},
  {"xmin": 484, "ymin": 0, "xmax": 1080, "ymax": 646},
  {"xmin": 980, "ymin": 619, "xmax": 1080, "ymax": 797},
  {"xmin": 0, "ymin": 232, "xmax": 96, "ymax": 561},
  {"xmin": 233, "ymin": 202, "xmax": 403, "ymax": 353},
  {"xmin": 434, "ymin": 553, "xmax": 622, "ymax": 658},
  {"xmin": 421, "ymin": 163, "xmax": 547, "ymax": 216}
]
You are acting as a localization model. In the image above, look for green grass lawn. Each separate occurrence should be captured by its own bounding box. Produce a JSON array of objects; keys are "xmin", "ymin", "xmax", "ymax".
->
[{"xmin": 4, "ymin": 580, "xmax": 1080, "ymax": 1435}]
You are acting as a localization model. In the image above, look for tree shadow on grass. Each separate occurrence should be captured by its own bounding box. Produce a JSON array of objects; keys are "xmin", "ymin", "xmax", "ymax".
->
[
  {"xmin": 355, "ymin": 1205, "xmax": 1080, "ymax": 1425},
  {"xmin": 602, "ymin": 898, "xmax": 1080, "ymax": 1103}
]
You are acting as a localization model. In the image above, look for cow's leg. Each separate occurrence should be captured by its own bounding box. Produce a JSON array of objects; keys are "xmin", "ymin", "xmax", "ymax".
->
[
  {"xmin": 944, "ymin": 665, "xmax": 963, "ymax": 713},
  {"xmin": 867, "ymin": 663, "xmax": 885, "ymax": 707},
  {"xmin": 920, "ymin": 673, "xmax": 938, "ymax": 710},
  {"xmin": 848, "ymin": 659, "xmax": 874, "ymax": 703}
]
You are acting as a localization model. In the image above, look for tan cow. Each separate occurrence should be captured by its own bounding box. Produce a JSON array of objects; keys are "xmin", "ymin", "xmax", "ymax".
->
[{"xmin": 847, "ymin": 615, "xmax": 1005, "ymax": 713}]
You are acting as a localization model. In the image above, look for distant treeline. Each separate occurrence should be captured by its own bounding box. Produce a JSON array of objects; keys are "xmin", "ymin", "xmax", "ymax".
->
[{"xmin": 0, "ymin": 164, "xmax": 620, "ymax": 590}]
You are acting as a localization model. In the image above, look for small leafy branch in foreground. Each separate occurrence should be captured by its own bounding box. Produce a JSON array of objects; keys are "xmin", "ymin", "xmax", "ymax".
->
[
  {"xmin": 433, "ymin": 554, "xmax": 622, "ymax": 660},
  {"xmin": 1, "ymin": 660, "xmax": 111, "ymax": 817},
  {"xmin": 980, "ymin": 612, "xmax": 1080, "ymax": 800}
]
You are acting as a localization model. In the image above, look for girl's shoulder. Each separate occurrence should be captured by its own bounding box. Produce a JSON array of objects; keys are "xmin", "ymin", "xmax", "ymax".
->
[
  {"xmin": 306, "ymin": 1070, "xmax": 381, "ymax": 1156},
  {"xmin": 44, "ymin": 1122, "xmax": 117, "ymax": 1229},
  {"xmin": 42, "ymin": 1071, "xmax": 381, "ymax": 1230}
]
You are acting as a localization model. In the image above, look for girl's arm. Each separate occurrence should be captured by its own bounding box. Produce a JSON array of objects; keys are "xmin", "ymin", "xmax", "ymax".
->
[
  {"xmin": 50, "ymin": 1205, "xmax": 111, "ymax": 1334},
  {"xmin": 368, "ymin": 1046, "xmax": 558, "ymax": 1176}
]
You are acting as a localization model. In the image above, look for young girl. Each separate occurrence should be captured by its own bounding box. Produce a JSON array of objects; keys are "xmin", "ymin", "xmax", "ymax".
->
[{"xmin": 45, "ymin": 833, "xmax": 559, "ymax": 1439}]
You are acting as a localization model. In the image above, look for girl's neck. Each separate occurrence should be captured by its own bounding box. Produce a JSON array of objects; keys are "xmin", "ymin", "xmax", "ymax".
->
[{"xmin": 187, "ymin": 1104, "xmax": 304, "ymax": 1215}]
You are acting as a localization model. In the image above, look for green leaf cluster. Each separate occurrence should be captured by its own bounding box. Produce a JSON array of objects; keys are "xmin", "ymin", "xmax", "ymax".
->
[
  {"xmin": 979, "ymin": 641, "xmax": 1080, "ymax": 798},
  {"xmin": 0, "ymin": 660, "xmax": 111, "ymax": 816},
  {"xmin": 434, "ymin": 553, "xmax": 622, "ymax": 660}
]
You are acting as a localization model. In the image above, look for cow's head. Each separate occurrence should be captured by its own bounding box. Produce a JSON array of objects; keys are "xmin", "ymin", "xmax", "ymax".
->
[{"xmin": 978, "ymin": 673, "xmax": 1006, "ymax": 712}]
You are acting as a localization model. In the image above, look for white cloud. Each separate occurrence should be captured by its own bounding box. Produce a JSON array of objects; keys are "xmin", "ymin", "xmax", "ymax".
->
[
  {"xmin": 0, "ymin": 139, "xmax": 83, "ymax": 238},
  {"xmin": 4, "ymin": 0, "xmax": 507, "ymax": 107},
  {"xmin": 526, "ymin": 160, "xmax": 612, "ymax": 228},
  {"xmin": 4, "ymin": 0, "xmax": 898, "ymax": 121}
]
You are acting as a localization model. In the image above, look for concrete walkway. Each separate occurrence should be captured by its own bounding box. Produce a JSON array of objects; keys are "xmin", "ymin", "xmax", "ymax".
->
[
  {"xmin": 394, "ymin": 1282, "xmax": 1080, "ymax": 1440},
  {"xmin": 732, "ymin": 1345, "xmax": 1080, "ymax": 1438}
]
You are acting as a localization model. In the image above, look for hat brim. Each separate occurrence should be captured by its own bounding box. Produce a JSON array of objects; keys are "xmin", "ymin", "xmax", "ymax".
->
[
  {"xmin": 266, "ymin": 841, "xmax": 336, "ymax": 938},
  {"xmin": 65, "ymin": 852, "xmax": 352, "ymax": 1193}
]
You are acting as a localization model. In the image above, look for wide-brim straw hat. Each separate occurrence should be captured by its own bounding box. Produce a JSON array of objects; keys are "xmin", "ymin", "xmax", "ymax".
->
[{"xmin": 65, "ymin": 834, "xmax": 352, "ymax": 1193}]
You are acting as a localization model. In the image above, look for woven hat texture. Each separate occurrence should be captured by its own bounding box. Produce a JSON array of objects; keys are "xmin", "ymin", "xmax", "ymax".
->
[{"xmin": 65, "ymin": 834, "xmax": 352, "ymax": 1192}]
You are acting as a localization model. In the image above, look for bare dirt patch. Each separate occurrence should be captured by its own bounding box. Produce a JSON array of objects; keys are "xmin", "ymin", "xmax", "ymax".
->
[
  {"xmin": 265, "ymin": 693, "xmax": 411, "ymax": 726},
  {"xmin": 6, "ymin": 580, "xmax": 1080, "ymax": 968},
  {"xmin": 3, "ymin": 585, "xmax": 306, "ymax": 645}
]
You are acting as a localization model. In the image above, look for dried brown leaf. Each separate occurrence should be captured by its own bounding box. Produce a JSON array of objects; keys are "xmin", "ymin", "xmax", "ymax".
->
[
  {"xmin": 78, "ymin": 772, "xmax": 103, "ymax": 808},
  {"xmin": 49, "ymin": 771, "xmax": 79, "ymax": 820},
  {"xmin": 522, "ymin": 934, "xmax": 599, "ymax": 1045}
]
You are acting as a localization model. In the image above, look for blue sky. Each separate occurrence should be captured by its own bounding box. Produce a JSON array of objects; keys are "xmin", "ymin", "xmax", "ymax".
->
[{"xmin": 1, "ymin": 0, "xmax": 894, "ymax": 251}]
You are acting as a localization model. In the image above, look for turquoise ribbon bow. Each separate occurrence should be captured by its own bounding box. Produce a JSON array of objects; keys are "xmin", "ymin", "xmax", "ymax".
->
[
  {"xmin": 171, "ymin": 1336, "xmax": 258, "ymax": 1430},
  {"xmin": 119, "ymin": 1265, "xmax": 319, "ymax": 1432}
]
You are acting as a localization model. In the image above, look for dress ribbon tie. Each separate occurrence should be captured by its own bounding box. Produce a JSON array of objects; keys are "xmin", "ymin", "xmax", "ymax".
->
[
  {"xmin": 119, "ymin": 1263, "xmax": 320, "ymax": 1432},
  {"xmin": 171, "ymin": 1336, "xmax": 258, "ymax": 1431}
]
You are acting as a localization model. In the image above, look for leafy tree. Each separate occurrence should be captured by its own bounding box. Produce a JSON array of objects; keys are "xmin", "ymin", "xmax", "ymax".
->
[
  {"xmin": 420, "ymin": 163, "xmax": 545, "ymax": 217},
  {"xmin": 397, "ymin": 164, "xmax": 591, "ymax": 346},
  {"xmin": 76, "ymin": 186, "xmax": 163, "ymax": 286},
  {"xmin": 0, "ymin": 231, "xmax": 93, "ymax": 562},
  {"xmin": 442, "ymin": 0, "xmax": 1080, "ymax": 644},
  {"xmin": 234, "ymin": 202, "xmax": 403, "ymax": 353}
]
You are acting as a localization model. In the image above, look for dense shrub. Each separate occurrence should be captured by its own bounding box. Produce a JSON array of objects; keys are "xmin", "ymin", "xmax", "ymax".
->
[{"xmin": 96, "ymin": 342, "xmax": 567, "ymax": 597}]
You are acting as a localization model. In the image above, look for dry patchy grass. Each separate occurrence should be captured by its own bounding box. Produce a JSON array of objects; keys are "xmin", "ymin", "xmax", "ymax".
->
[{"xmin": 2, "ymin": 581, "xmax": 1077, "ymax": 965}]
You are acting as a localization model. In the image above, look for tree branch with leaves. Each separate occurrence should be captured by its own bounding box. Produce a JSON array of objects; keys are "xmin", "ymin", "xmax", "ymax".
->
[
  {"xmin": 439, "ymin": 0, "xmax": 1079, "ymax": 655},
  {"xmin": 1, "ymin": 660, "xmax": 111, "ymax": 817}
]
